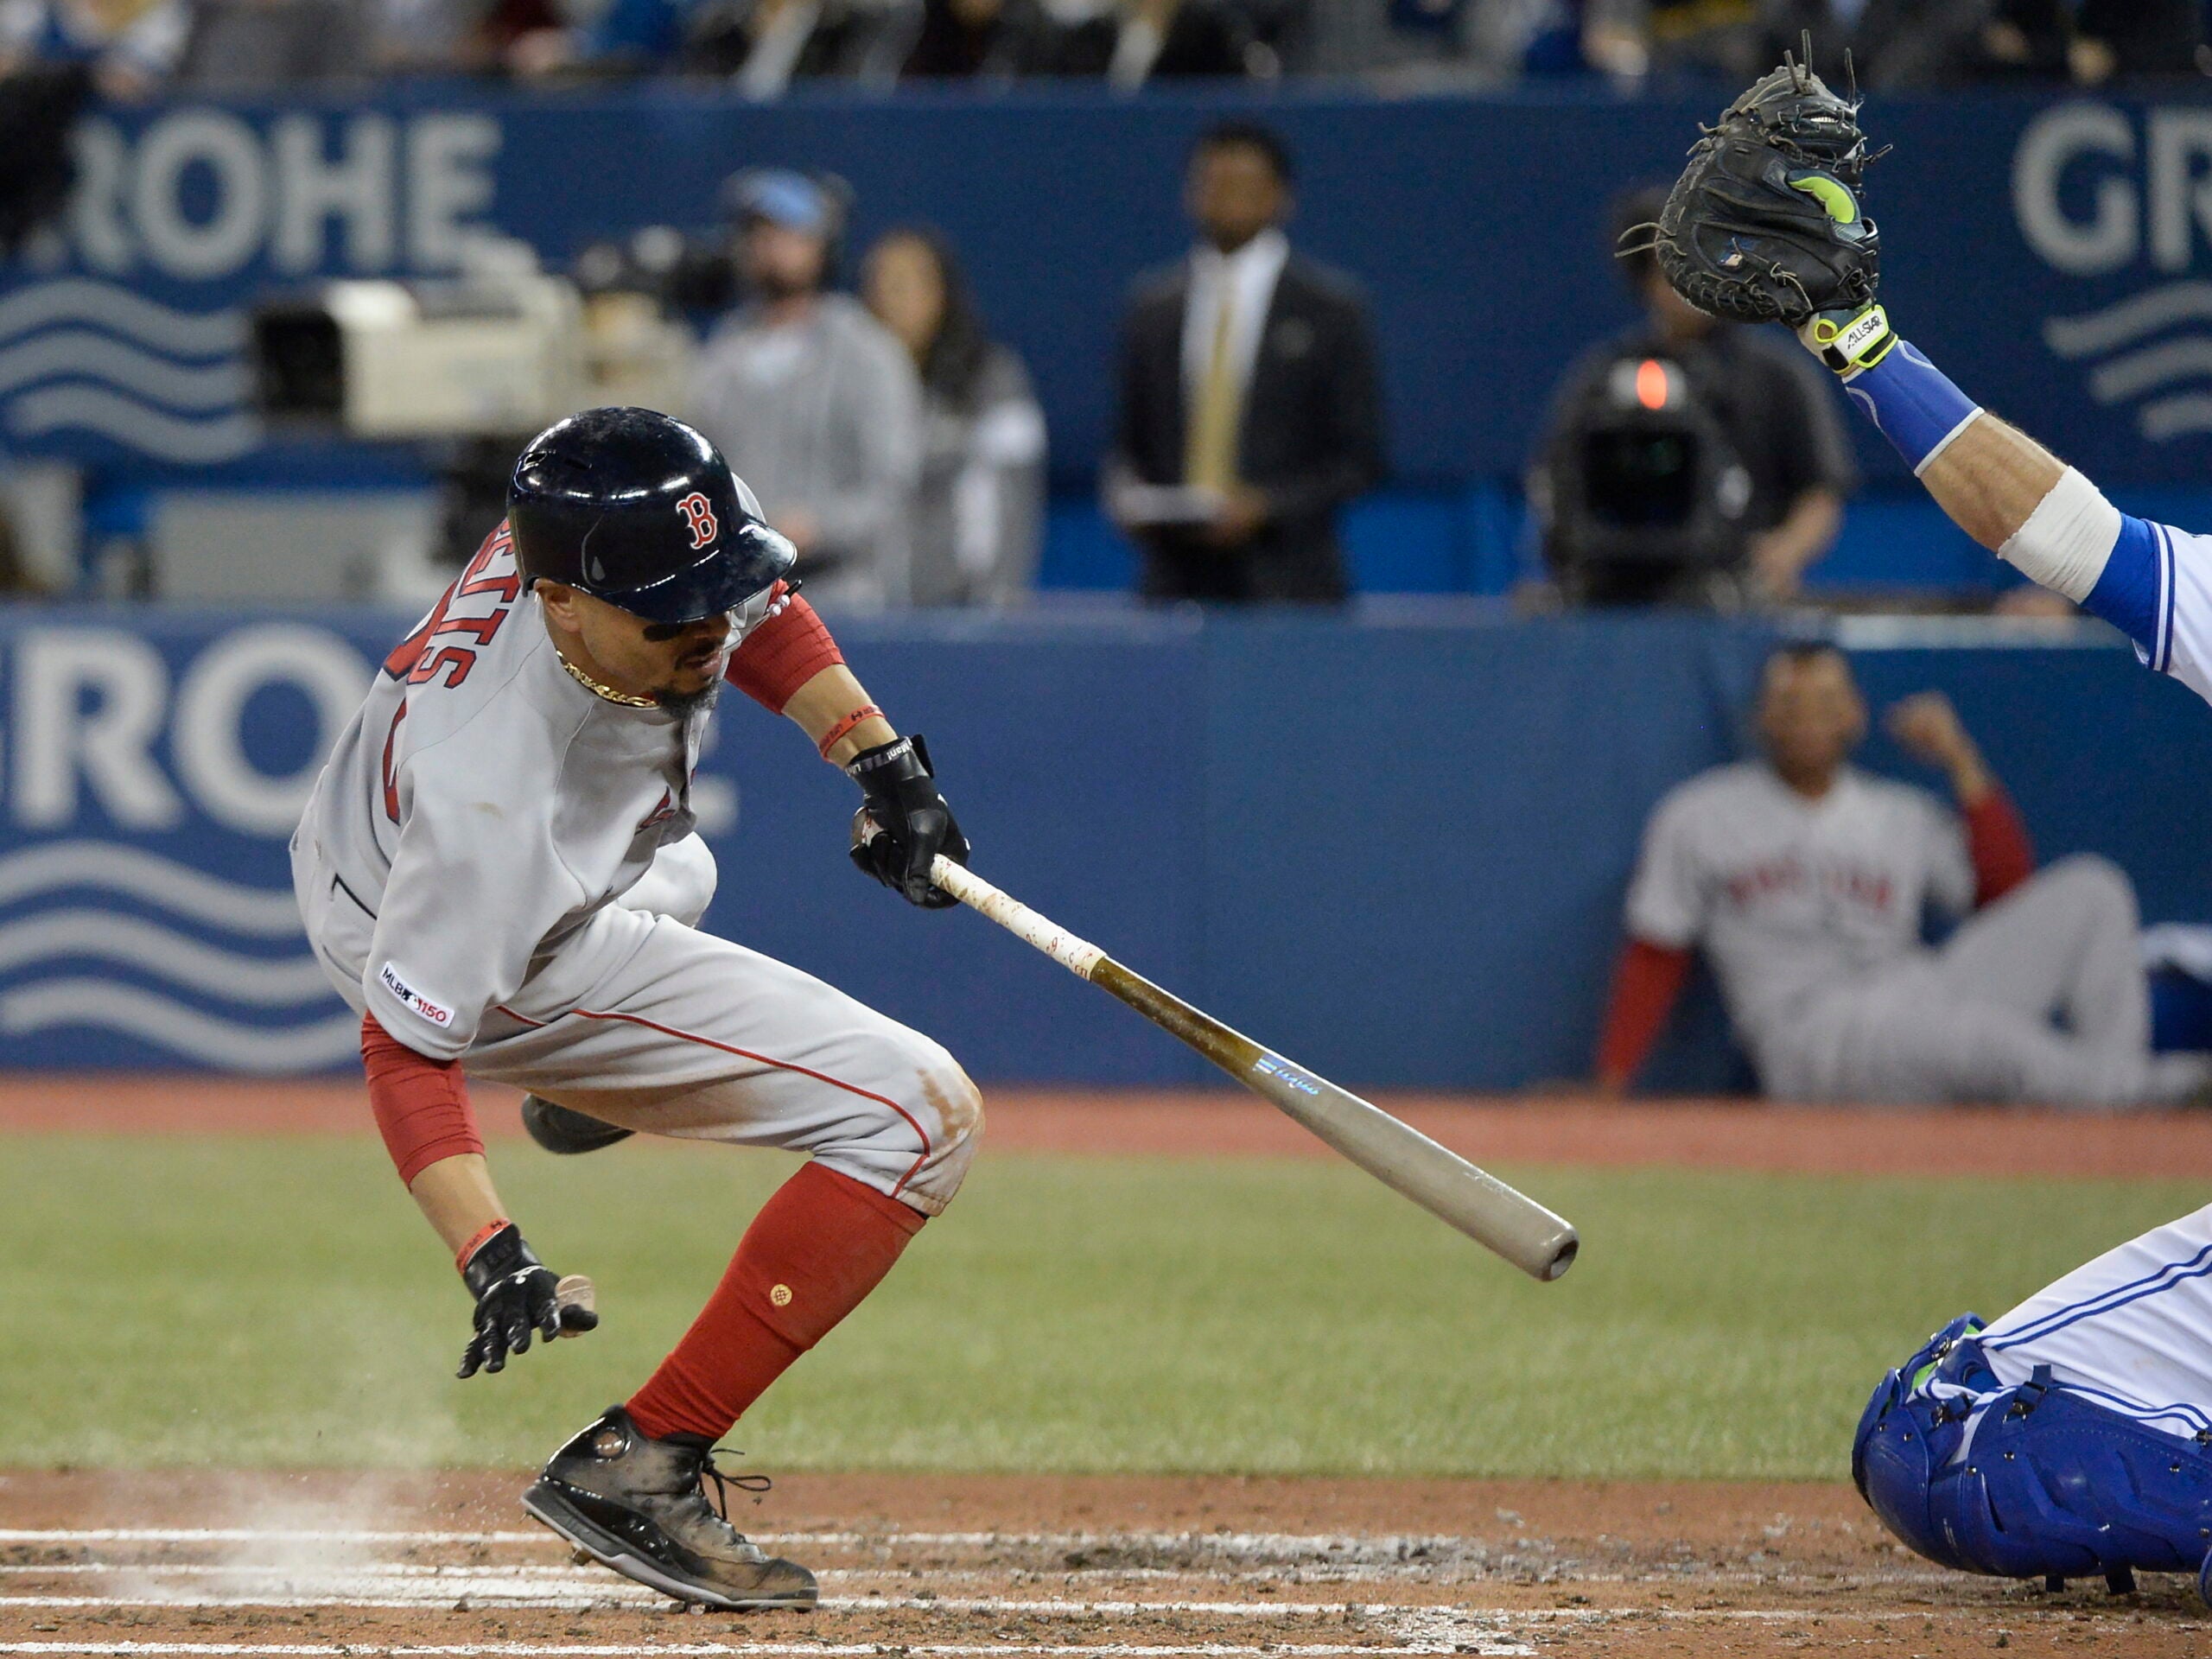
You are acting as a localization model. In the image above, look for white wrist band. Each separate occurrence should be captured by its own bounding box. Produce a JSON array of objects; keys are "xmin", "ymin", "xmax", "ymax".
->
[{"xmin": 1997, "ymin": 467, "xmax": 2121, "ymax": 603}]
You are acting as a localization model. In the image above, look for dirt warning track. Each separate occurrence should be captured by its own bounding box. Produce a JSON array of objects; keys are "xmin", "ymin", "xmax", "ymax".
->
[
  {"xmin": 0, "ymin": 1471, "xmax": 2204, "ymax": 1659},
  {"xmin": 4, "ymin": 1079, "xmax": 2210, "ymax": 1181}
]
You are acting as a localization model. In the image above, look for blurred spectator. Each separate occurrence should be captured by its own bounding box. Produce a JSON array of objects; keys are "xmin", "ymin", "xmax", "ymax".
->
[
  {"xmin": 900, "ymin": 0, "xmax": 1046, "ymax": 75},
  {"xmin": 1109, "ymin": 122, "xmax": 1383, "ymax": 605},
  {"xmin": 1773, "ymin": 0, "xmax": 2203, "ymax": 87},
  {"xmin": 1531, "ymin": 186, "xmax": 1852, "ymax": 607},
  {"xmin": 996, "ymin": 0, "xmax": 1265, "ymax": 84},
  {"xmin": 1594, "ymin": 645, "xmax": 2210, "ymax": 1106},
  {"xmin": 861, "ymin": 227, "xmax": 1046, "ymax": 607},
  {"xmin": 1772, "ymin": 0, "xmax": 2039, "ymax": 87},
  {"xmin": 373, "ymin": 0, "xmax": 563, "ymax": 72},
  {"xmin": 515, "ymin": 0, "xmax": 909, "ymax": 86},
  {"xmin": 168, "ymin": 0, "xmax": 368, "ymax": 85},
  {"xmin": 2065, "ymin": 0, "xmax": 2204, "ymax": 79},
  {"xmin": 0, "ymin": 0, "xmax": 180, "ymax": 92},
  {"xmin": 0, "ymin": 62, "xmax": 92, "ymax": 245},
  {"xmin": 1582, "ymin": 0, "xmax": 1765, "ymax": 79},
  {"xmin": 685, "ymin": 170, "xmax": 922, "ymax": 609}
]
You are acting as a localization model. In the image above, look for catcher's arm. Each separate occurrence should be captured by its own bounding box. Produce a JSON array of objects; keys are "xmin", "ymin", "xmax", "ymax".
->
[
  {"xmin": 1652, "ymin": 49, "xmax": 2160, "ymax": 652},
  {"xmin": 1805, "ymin": 288, "xmax": 2152, "ymax": 650}
]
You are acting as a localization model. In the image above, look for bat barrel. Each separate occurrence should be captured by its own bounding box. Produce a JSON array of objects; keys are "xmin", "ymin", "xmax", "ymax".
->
[
  {"xmin": 933, "ymin": 856, "xmax": 1580, "ymax": 1283},
  {"xmin": 1094, "ymin": 959, "xmax": 1579, "ymax": 1283}
]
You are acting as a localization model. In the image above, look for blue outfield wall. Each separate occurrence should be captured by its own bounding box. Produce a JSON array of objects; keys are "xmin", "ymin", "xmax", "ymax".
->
[{"xmin": 3, "ymin": 606, "xmax": 2208, "ymax": 1088}]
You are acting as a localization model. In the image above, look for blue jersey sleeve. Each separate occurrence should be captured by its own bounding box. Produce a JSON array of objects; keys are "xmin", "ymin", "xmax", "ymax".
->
[
  {"xmin": 2091, "ymin": 515, "xmax": 2212, "ymax": 708},
  {"xmin": 2080, "ymin": 515, "xmax": 2163, "ymax": 652}
]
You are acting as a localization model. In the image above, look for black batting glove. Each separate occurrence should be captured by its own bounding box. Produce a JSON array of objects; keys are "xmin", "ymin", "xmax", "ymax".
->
[
  {"xmin": 456, "ymin": 1222, "xmax": 594, "ymax": 1378},
  {"xmin": 846, "ymin": 734, "xmax": 969, "ymax": 909}
]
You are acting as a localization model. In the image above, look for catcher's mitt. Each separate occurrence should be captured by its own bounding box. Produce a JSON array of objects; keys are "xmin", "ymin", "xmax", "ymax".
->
[{"xmin": 1640, "ymin": 48, "xmax": 1882, "ymax": 329}]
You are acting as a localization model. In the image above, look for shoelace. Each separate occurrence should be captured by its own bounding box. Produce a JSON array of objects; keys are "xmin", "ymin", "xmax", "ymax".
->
[{"xmin": 693, "ymin": 1445, "xmax": 773, "ymax": 1527}]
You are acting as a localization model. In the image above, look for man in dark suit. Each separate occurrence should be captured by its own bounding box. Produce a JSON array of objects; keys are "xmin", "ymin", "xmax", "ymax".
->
[{"xmin": 1109, "ymin": 123, "xmax": 1384, "ymax": 604}]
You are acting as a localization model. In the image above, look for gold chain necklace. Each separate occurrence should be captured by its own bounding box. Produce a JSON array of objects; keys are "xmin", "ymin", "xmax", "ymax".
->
[{"xmin": 557, "ymin": 651, "xmax": 658, "ymax": 709}]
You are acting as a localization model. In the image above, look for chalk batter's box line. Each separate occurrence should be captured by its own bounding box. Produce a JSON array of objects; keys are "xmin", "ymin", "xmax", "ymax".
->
[{"xmin": 0, "ymin": 1530, "xmax": 1441, "ymax": 1552}]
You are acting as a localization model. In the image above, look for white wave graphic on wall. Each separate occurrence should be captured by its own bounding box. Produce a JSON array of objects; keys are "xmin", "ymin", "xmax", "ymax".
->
[
  {"xmin": 0, "ymin": 279, "xmax": 245, "ymax": 354},
  {"xmin": 2046, "ymin": 282, "xmax": 2212, "ymax": 442},
  {"xmin": 0, "ymin": 842, "xmax": 302, "ymax": 932},
  {"xmin": 0, "ymin": 911, "xmax": 334, "ymax": 1004},
  {"xmin": 0, "ymin": 840, "xmax": 350, "ymax": 1071},
  {"xmin": 0, "ymin": 276, "xmax": 256, "ymax": 462},
  {"xmin": 0, "ymin": 332, "xmax": 244, "ymax": 408},
  {"xmin": 10, "ymin": 385, "xmax": 257, "ymax": 461},
  {"xmin": 0, "ymin": 980, "xmax": 356, "ymax": 1073}
]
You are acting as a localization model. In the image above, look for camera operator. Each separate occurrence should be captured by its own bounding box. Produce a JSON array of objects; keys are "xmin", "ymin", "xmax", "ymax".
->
[
  {"xmin": 1530, "ymin": 184, "xmax": 1854, "ymax": 608},
  {"xmin": 685, "ymin": 169, "xmax": 923, "ymax": 610}
]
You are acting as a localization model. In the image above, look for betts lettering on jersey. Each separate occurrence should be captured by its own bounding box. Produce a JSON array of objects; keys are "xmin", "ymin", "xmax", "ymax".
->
[
  {"xmin": 677, "ymin": 492, "xmax": 718, "ymax": 550},
  {"xmin": 379, "ymin": 961, "xmax": 454, "ymax": 1028}
]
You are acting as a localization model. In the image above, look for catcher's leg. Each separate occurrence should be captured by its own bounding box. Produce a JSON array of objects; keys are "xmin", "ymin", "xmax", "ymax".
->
[{"xmin": 1855, "ymin": 1324, "xmax": 2212, "ymax": 1593}]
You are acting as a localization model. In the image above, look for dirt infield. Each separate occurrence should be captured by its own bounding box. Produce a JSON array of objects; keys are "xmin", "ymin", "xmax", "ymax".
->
[
  {"xmin": 4, "ymin": 1077, "xmax": 2211, "ymax": 1180},
  {"xmin": 1, "ymin": 1468, "xmax": 2202, "ymax": 1658}
]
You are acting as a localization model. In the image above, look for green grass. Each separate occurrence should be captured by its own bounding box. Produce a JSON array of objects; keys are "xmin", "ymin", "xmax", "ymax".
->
[{"xmin": 6, "ymin": 1135, "xmax": 2196, "ymax": 1479}]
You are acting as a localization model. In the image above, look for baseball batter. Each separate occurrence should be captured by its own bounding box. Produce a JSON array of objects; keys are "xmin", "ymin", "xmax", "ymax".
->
[
  {"xmin": 1648, "ymin": 54, "xmax": 2212, "ymax": 1598},
  {"xmin": 292, "ymin": 406, "xmax": 980, "ymax": 1611}
]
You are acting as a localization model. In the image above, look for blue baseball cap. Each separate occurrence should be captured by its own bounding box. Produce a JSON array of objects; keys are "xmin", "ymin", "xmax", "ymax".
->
[{"xmin": 725, "ymin": 168, "xmax": 832, "ymax": 234}]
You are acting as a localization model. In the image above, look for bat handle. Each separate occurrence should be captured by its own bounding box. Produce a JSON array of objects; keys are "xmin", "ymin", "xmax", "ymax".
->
[{"xmin": 931, "ymin": 855, "xmax": 1105, "ymax": 980}]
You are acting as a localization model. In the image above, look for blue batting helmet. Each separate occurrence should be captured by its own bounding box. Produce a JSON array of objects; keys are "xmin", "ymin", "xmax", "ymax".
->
[{"xmin": 507, "ymin": 407, "xmax": 794, "ymax": 626}]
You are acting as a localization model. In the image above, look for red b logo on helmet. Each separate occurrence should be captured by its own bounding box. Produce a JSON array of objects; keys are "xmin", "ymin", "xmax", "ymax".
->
[{"xmin": 676, "ymin": 492, "xmax": 718, "ymax": 550}]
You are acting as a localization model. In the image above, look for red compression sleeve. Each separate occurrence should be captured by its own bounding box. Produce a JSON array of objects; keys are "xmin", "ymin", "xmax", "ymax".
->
[
  {"xmin": 626, "ymin": 1160, "xmax": 925, "ymax": 1443},
  {"xmin": 1594, "ymin": 939, "xmax": 1694, "ymax": 1091},
  {"xmin": 1964, "ymin": 787, "xmax": 2036, "ymax": 908},
  {"xmin": 360, "ymin": 1010, "xmax": 482, "ymax": 1185},
  {"xmin": 725, "ymin": 584, "xmax": 844, "ymax": 714}
]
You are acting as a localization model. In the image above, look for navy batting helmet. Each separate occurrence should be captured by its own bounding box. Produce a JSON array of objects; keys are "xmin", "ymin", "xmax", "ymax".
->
[{"xmin": 507, "ymin": 407, "xmax": 794, "ymax": 625}]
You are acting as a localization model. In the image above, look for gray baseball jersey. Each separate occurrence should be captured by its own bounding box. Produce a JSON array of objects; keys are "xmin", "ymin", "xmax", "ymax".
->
[
  {"xmin": 1625, "ymin": 761, "xmax": 1973, "ymax": 1056},
  {"xmin": 1624, "ymin": 762, "xmax": 2199, "ymax": 1106},
  {"xmin": 290, "ymin": 524, "xmax": 982, "ymax": 1212}
]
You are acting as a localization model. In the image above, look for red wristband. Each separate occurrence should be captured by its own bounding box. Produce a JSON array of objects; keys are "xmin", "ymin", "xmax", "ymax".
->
[
  {"xmin": 817, "ymin": 704, "xmax": 883, "ymax": 760},
  {"xmin": 455, "ymin": 1217, "xmax": 513, "ymax": 1275}
]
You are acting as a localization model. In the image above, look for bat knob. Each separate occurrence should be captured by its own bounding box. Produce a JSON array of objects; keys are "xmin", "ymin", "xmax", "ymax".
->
[{"xmin": 554, "ymin": 1273, "xmax": 599, "ymax": 1335}]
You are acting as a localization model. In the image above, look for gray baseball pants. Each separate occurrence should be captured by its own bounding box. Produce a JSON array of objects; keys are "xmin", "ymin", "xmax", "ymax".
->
[{"xmin": 1758, "ymin": 855, "xmax": 2211, "ymax": 1109}]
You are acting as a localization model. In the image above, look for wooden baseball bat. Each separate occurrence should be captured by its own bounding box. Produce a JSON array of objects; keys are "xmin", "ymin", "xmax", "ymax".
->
[{"xmin": 930, "ymin": 856, "xmax": 1579, "ymax": 1283}]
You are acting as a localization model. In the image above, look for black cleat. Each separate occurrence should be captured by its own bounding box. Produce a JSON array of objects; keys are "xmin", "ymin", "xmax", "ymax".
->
[
  {"xmin": 521, "ymin": 1096, "xmax": 633, "ymax": 1155},
  {"xmin": 524, "ymin": 1406, "xmax": 817, "ymax": 1611}
]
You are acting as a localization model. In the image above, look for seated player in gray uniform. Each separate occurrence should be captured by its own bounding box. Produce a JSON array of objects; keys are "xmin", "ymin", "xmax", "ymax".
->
[
  {"xmin": 291, "ymin": 407, "xmax": 980, "ymax": 1611},
  {"xmin": 1594, "ymin": 642, "xmax": 2208, "ymax": 1108}
]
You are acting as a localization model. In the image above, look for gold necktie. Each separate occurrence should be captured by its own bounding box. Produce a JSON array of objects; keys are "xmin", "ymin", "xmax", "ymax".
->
[{"xmin": 1184, "ymin": 281, "xmax": 1243, "ymax": 493}]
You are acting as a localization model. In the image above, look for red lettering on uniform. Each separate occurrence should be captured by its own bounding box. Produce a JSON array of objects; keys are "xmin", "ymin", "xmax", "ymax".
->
[
  {"xmin": 677, "ymin": 492, "xmax": 718, "ymax": 550},
  {"xmin": 457, "ymin": 526, "xmax": 521, "ymax": 603},
  {"xmin": 407, "ymin": 645, "xmax": 476, "ymax": 689},
  {"xmin": 380, "ymin": 702, "xmax": 409, "ymax": 823},
  {"xmin": 384, "ymin": 524, "xmax": 517, "ymax": 683}
]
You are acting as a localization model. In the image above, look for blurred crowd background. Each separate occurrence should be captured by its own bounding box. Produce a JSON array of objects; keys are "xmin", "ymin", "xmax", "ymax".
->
[{"xmin": 4, "ymin": 0, "xmax": 2208, "ymax": 93}]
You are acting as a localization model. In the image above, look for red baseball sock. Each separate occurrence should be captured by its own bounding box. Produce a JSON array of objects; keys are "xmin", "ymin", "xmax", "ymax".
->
[{"xmin": 626, "ymin": 1160, "xmax": 926, "ymax": 1443}]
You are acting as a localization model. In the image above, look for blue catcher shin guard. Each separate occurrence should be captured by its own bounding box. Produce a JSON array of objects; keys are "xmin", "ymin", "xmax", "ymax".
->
[
  {"xmin": 1853, "ymin": 1315, "xmax": 1991, "ymax": 1573},
  {"xmin": 1856, "ymin": 1316, "xmax": 2212, "ymax": 1592}
]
